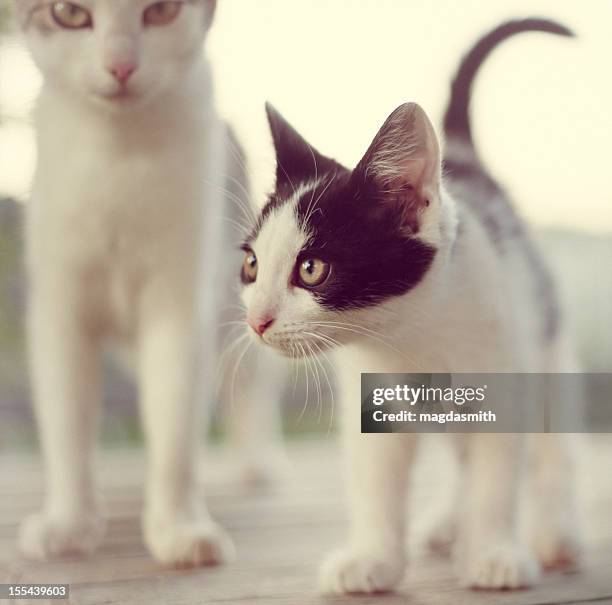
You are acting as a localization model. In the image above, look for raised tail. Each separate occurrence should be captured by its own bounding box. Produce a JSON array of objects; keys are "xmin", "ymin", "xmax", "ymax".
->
[{"xmin": 443, "ymin": 18, "xmax": 574, "ymax": 147}]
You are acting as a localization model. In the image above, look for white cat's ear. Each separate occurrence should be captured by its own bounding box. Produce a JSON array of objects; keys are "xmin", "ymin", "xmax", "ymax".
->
[
  {"xmin": 204, "ymin": 0, "xmax": 217, "ymax": 29},
  {"xmin": 353, "ymin": 103, "xmax": 441, "ymax": 233},
  {"xmin": 265, "ymin": 102, "xmax": 338, "ymax": 192},
  {"xmin": 11, "ymin": 0, "xmax": 28, "ymax": 27}
]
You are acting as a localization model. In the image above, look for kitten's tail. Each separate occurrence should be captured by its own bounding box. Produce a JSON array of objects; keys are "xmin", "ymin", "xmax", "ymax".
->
[{"xmin": 443, "ymin": 18, "xmax": 574, "ymax": 148}]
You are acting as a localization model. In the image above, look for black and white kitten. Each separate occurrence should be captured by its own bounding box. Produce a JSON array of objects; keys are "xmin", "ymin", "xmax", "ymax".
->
[{"xmin": 240, "ymin": 19, "xmax": 581, "ymax": 594}]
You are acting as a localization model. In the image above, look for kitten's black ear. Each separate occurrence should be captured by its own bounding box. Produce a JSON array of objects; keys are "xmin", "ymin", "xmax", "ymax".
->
[
  {"xmin": 265, "ymin": 102, "xmax": 337, "ymax": 191},
  {"xmin": 353, "ymin": 103, "xmax": 441, "ymax": 234}
]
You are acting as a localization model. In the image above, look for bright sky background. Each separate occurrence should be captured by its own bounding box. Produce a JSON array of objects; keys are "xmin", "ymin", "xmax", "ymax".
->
[{"xmin": 1, "ymin": 0, "xmax": 611, "ymax": 233}]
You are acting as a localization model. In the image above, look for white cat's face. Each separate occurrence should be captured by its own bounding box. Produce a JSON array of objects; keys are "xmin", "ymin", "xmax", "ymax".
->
[{"xmin": 15, "ymin": 0, "xmax": 215, "ymax": 107}]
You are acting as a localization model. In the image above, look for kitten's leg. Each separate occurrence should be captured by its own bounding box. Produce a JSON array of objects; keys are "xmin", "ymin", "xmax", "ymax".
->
[
  {"xmin": 319, "ymin": 390, "xmax": 416, "ymax": 594},
  {"xmin": 19, "ymin": 291, "xmax": 105, "ymax": 559},
  {"xmin": 529, "ymin": 433, "xmax": 582, "ymax": 569},
  {"xmin": 222, "ymin": 347, "xmax": 288, "ymax": 485},
  {"xmin": 458, "ymin": 434, "xmax": 540, "ymax": 589},
  {"xmin": 530, "ymin": 341, "xmax": 583, "ymax": 569},
  {"xmin": 139, "ymin": 292, "xmax": 234, "ymax": 567}
]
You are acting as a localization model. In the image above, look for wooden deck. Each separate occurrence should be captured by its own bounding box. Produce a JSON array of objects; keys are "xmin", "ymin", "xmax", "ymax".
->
[{"xmin": 1, "ymin": 436, "xmax": 612, "ymax": 605}]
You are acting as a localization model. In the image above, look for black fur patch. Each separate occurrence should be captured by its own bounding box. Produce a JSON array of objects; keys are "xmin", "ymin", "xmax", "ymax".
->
[{"xmin": 292, "ymin": 172, "xmax": 436, "ymax": 310}]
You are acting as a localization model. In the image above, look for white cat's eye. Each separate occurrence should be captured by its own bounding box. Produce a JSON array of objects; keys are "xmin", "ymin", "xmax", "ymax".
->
[
  {"xmin": 50, "ymin": 2, "xmax": 92, "ymax": 29},
  {"xmin": 242, "ymin": 250, "xmax": 258, "ymax": 283},
  {"xmin": 298, "ymin": 258, "xmax": 330, "ymax": 289},
  {"xmin": 143, "ymin": 1, "xmax": 183, "ymax": 26}
]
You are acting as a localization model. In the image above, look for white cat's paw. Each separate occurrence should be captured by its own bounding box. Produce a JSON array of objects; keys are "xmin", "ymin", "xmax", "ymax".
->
[
  {"xmin": 531, "ymin": 525, "xmax": 582, "ymax": 570},
  {"xmin": 143, "ymin": 515, "xmax": 235, "ymax": 568},
  {"xmin": 319, "ymin": 548, "xmax": 405, "ymax": 595},
  {"xmin": 461, "ymin": 543, "xmax": 540, "ymax": 590},
  {"xmin": 424, "ymin": 514, "xmax": 457, "ymax": 556},
  {"xmin": 19, "ymin": 512, "xmax": 105, "ymax": 560}
]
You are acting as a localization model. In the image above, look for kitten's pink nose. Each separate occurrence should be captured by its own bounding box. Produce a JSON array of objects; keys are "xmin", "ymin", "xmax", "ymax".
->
[
  {"xmin": 248, "ymin": 317, "xmax": 275, "ymax": 337},
  {"xmin": 109, "ymin": 62, "xmax": 137, "ymax": 84}
]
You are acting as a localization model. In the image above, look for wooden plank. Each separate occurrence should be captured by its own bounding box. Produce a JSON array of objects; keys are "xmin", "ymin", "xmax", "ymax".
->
[{"xmin": 1, "ymin": 436, "xmax": 611, "ymax": 605}]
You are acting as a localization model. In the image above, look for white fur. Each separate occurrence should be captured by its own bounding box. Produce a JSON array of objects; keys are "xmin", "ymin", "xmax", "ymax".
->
[
  {"xmin": 241, "ymin": 182, "xmax": 329, "ymax": 358},
  {"xmin": 16, "ymin": 0, "xmax": 243, "ymax": 566},
  {"xmin": 243, "ymin": 106, "xmax": 581, "ymax": 593}
]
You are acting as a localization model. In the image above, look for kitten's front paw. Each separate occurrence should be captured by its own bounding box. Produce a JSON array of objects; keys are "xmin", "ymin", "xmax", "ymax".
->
[
  {"xmin": 19, "ymin": 511, "xmax": 105, "ymax": 560},
  {"xmin": 531, "ymin": 525, "xmax": 582, "ymax": 570},
  {"xmin": 143, "ymin": 514, "xmax": 235, "ymax": 568},
  {"xmin": 319, "ymin": 548, "xmax": 405, "ymax": 595},
  {"xmin": 460, "ymin": 543, "xmax": 540, "ymax": 590}
]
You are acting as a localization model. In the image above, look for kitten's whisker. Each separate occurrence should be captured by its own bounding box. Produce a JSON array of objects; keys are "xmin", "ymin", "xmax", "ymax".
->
[
  {"xmin": 277, "ymin": 159, "xmax": 297, "ymax": 197},
  {"xmin": 218, "ymin": 323, "xmax": 247, "ymax": 348},
  {"xmin": 302, "ymin": 173, "xmax": 333, "ymax": 232},
  {"xmin": 291, "ymin": 342, "xmax": 300, "ymax": 397},
  {"xmin": 303, "ymin": 321, "xmax": 411, "ymax": 363},
  {"xmin": 305, "ymin": 340, "xmax": 323, "ymax": 424},
  {"xmin": 296, "ymin": 342, "xmax": 311, "ymax": 425},
  {"xmin": 304, "ymin": 144, "xmax": 319, "ymax": 227},
  {"xmin": 201, "ymin": 177, "xmax": 251, "ymax": 210},
  {"xmin": 312, "ymin": 173, "xmax": 336, "ymax": 213},
  {"xmin": 215, "ymin": 331, "xmax": 250, "ymax": 390},
  {"xmin": 319, "ymin": 350, "xmax": 336, "ymax": 435},
  {"xmin": 217, "ymin": 321, "xmax": 248, "ymax": 346},
  {"xmin": 223, "ymin": 216, "xmax": 251, "ymax": 236},
  {"xmin": 300, "ymin": 333, "xmax": 337, "ymax": 434},
  {"xmin": 225, "ymin": 136, "xmax": 251, "ymax": 177},
  {"xmin": 216, "ymin": 328, "xmax": 249, "ymax": 366},
  {"xmin": 223, "ymin": 162, "xmax": 255, "ymax": 217},
  {"xmin": 306, "ymin": 319, "xmax": 394, "ymax": 344},
  {"xmin": 229, "ymin": 336, "xmax": 253, "ymax": 416},
  {"xmin": 224, "ymin": 193, "xmax": 256, "ymax": 229},
  {"xmin": 302, "ymin": 330, "xmax": 340, "ymax": 350},
  {"xmin": 218, "ymin": 319, "xmax": 248, "ymax": 329},
  {"xmin": 202, "ymin": 178, "xmax": 255, "ymax": 230},
  {"xmin": 305, "ymin": 341, "xmax": 321, "ymax": 423},
  {"xmin": 307, "ymin": 338, "xmax": 332, "ymax": 426}
]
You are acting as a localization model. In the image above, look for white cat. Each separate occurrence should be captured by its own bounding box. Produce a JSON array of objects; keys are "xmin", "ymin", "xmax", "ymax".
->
[
  {"xmin": 14, "ymin": 0, "xmax": 285, "ymax": 567},
  {"xmin": 240, "ymin": 20, "xmax": 582, "ymax": 594}
]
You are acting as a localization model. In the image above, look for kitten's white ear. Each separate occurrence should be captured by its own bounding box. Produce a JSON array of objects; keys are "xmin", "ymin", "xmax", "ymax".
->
[{"xmin": 353, "ymin": 103, "xmax": 441, "ymax": 233}]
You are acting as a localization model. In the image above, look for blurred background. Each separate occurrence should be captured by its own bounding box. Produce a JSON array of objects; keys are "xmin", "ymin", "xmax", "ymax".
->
[{"xmin": 0, "ymin": 0, "xmax": 611, "ymax": 450}]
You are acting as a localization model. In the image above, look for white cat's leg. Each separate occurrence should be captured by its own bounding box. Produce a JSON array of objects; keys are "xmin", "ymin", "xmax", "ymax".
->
[
  {"xmin": 138, "ymin": 292, "xmax": 234, "ymax": 567},
  {"xmin": 423, "ymin": 434, "xmax": 466, "ymax": 556},
  {"xmin": 19, "ymin": 290, "xmax": 105, "ymax": 559},
  {"xmin": 319, "ymin": 389, "xmax": 416, "ymax": 594},
  {"xmin": 222, "ymin": 346, "xmax": 288, "ymax": 485},
  {"xmin": 458, "ymin": 434, "xmax": 540, "ymax": 589},
  {"xmin": 529, "ymin": 433, "xmax": 582, "ymax": 570}
]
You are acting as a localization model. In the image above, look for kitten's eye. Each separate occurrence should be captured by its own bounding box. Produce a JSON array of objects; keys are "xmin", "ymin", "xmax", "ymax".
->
[
  {"xmin": 143, "ymin": 1, "xmax": 183, "ymax": 26},
  {"xmin": 298, "ymin": 258, "xmax": 330, "ymax": 289},
  {"xmin": 242, "ymin": 250, "xmax": 258, "ymax": 283},
  {"xmin": 50, "ymin": 2, "xmax": 92, "ymax": 29}
]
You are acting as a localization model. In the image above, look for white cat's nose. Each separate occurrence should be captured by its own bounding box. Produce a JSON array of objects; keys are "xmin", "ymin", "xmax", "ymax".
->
[{"xmin": 109, "ymin": 62, "xmax": 137, "ymax": 85}]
